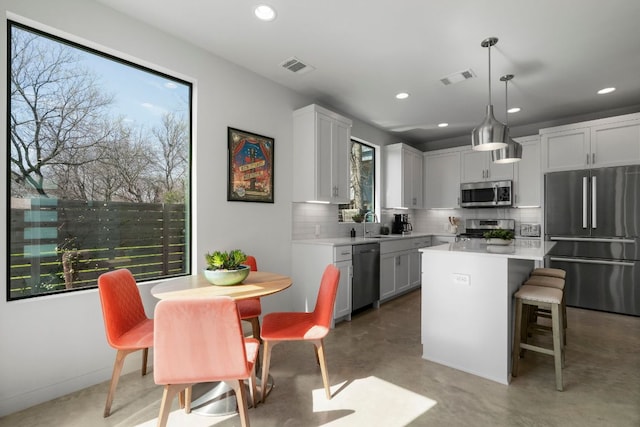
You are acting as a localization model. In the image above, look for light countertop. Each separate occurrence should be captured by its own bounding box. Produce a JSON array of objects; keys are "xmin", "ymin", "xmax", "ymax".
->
[
  {"xmin": 420, "ymin": 239, "xmax": 554, "ymax": 261},
  {"xmin": 293, "ymin": 232, "xmax": 435, "ymax": 247}
]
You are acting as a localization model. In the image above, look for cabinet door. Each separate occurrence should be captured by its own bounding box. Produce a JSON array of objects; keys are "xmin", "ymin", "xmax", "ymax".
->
[
  {"xmin": 380, "ymin": 253, "xmax": 396, "ymax": 300},
  {"xmin": 424, "ymin": 150, "xmax": 461, "ymax": 208},
  {"xmin": 461, "ymin": 149, "xmax": 487, "ymax": 182},
  {"xmin": 513, "ymin": 136, "xmax": 541, "ymax": 207},
  {"xmin": 333, "ymin": 120, "xmax": 351, "ymax": 203},
  {"xmin": 315, "ymin": 112, "xmax": 335, "ymax": 201},
  {"xmin": 591, "ymin": 121, "xmax": 640, "ymax": 168},
  {"xmin": 333, "ymin": 260, "xmax": 352, "ymax": 320},
  {"xmin": 409, "ymin": 250, "xmax": 421, "ymax": 288},
  {"xmin": 541, "ymin": 127, "xmax": 590, "ymax": 172},
  {"xmin": 410, "ymin": 151, "xmax": 424, "ymax": 208},
  {"xmin": 395, "ymin": 252, "xmax": 411, "ymax": 293},
  {"xmin": 488, "ymin": 156, "xmax": 514, "ymax": 181}
]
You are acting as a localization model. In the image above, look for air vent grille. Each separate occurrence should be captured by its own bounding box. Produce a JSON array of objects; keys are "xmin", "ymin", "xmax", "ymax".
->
[
  {"xmin": 440, "ymin": 69, "xmax": 476, "ymax": 85},
  {"xmin": 280, "ymin": 57, "xmax": 315, "ymax": 74}
]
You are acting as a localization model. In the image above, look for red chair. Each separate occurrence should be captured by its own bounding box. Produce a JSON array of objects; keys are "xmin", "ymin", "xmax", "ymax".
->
[
  {"xmin": 260, "ymin": 264, "xmax": 340, "ymax": 402},
  {"xmin": 237, "ymin": 255, "xmax": 262, "ymax": 339},
  {"xmin": 154, "ymin": 296, "xmax": 259, "ymax": 427},
  {"xmin": 98, "ymin": 269, "xmax": 154, "ymax": 417}
]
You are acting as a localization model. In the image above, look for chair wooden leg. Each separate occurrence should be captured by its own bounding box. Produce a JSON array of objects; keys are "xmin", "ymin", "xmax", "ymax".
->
[
  {"xmin": 141, "ymin": 347, "xmax": 149, "ymax": 376},
  {"xmin": 314, "ymin": 339, "xmax": 331, "ymax": 399},
  {"xmin": 552, "ymin": 303, "xmax": 564, "ymax": 391},
  {"xmin": 261, "ymin": 340, "xmax": 273, "ymax": 403},
  {"xmin": 248, "ymin": 317, "xmax": 262, "ymax": 343},
  {"xmin": 229, "ymin": 379, "xmax": 250, "ymax": 427},
  {"xmin": 157, "ymin": 384, "xmax": 182, "ymax": 427},
  {"xmin": 104, "ymin": 349, "xmax": 135, "ymax": 417},
  {"xmin": 512, "ymin": 298, "xmax": 523, "ymax": 378},
  {"xmin": 248, "ymin": 363, "xmax": 258, "ymax": 408},
  {"xmin": 184, "ymin": 386, "xmax": 192, "ymax": 413}
]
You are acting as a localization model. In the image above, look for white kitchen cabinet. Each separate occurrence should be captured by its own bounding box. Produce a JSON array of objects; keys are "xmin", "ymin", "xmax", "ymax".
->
[
  {"xmin": 541, "ymin": 112, "xmax": 640, "ymax": 172},
  {"xmin": 461, "ymin": 148, "xmax": 514, "ymax": 183},
  {"xmin": 384, "ymin": 143, "xmax": 423, "ymax": 208},
  {"xmin": 291, "ymin": 242, "xmax": 352, "ymax": 325},
  {"xmin": 380, "ymin": 237, "xmax": 427, "ymax": 302},
  {"xmin": 423, "ymin": 148, "xmax": 461, "ymax": 208},
  {"xmin": 513, "ymin": 135, "xmax": 541, "ymax": 207},
  {"xmin": 293, "ymin": 104, "xmax": 352, "ymax": 203}
]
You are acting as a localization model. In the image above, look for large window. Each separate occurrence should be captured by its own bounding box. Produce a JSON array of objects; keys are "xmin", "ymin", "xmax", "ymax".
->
[
  {"xmin": 339, "ymin": 139, "xmax": 376, "ymax": 222},
  {"xmin": 7, "ymin": 21, "xmax": 192, "ymax": 300}
]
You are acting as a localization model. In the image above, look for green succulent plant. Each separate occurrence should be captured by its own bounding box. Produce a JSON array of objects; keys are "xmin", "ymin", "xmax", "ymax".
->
[
  {"xmin": 483, "ymin": 229, "xmax": 515, "ymax": 240},
  {"xmin": 205, "ymin": 249, "xmax": 247, "ymax": 270}
]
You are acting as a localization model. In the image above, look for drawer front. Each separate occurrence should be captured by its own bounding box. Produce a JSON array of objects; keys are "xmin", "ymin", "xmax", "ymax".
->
[
  {"xmin": 334, "ymin": 245, "xmax": 352, "ymax": 262},
  {"xmin": 380, "ymin": 239, "xmax": 413, "ymax": 254}
]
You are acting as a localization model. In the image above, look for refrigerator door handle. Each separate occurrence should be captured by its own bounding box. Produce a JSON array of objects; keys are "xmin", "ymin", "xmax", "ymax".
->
[
  {"xmin": 549, "ymin": 256, "xmax": 635, "ymax": 267},
  {"xmin": 582, "ymin": 176, "xmax": 588, "ymax": 228},
  {"xmin": 549, "ymin": 236, "xmax": 636, "ymax": 244},
  {"xmin": 592, "ymin": 176, "xmax": 597, "ymax": 229}
]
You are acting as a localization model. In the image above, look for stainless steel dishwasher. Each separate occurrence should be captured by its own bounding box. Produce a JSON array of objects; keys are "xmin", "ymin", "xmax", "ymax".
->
[{"xmin": 352, "ymin": 243, "xmax": 380, "ymax": 311}]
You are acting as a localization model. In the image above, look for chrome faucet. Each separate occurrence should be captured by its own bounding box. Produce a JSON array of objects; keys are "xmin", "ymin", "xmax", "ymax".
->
[{"xmin": 363, "ymin": 211, "xmax": 378, "ymax": 238}]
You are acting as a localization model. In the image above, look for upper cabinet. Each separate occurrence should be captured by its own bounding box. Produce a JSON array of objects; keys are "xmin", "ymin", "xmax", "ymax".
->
[
  {"xmin": 423, "ymin": 148, "xmax": 461, "ymax": 209},
  {"xmin": 293, "ymin": 104, "xmax": 352, "ymax": 203},
  {"xmin": 384, "ymin": 143, "xmax": 423, "ymax": 208},
  {"xmin": 541, "ymin": 113, "xmax": 640, "ymax": 172},
  {"xmin": 513, "ymin": 135, "xmax": 541, "ymax": 207},
  {"xmin": 460, "ymin": 148, "xmax": 514, "ymax": 183}
]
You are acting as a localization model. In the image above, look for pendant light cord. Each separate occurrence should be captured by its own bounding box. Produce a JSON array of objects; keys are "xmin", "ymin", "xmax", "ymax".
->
[
  {"xmin": 504, "ymin": 78, "xmax": 508, "ymax": 125},
  {"xmin": 487, "ymin": 43, "xmax": 492, "ymax": 105}
]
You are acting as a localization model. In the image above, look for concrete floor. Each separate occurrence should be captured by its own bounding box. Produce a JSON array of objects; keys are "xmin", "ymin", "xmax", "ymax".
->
[{"xmin": 1, "ymin": 289, "xmax": 639, "ymax": 427}]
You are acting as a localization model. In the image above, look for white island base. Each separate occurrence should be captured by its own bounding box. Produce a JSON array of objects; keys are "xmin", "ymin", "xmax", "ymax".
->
[{"xmin": 420, "ymin": 243, "xmax": 542, "ymax": 385}]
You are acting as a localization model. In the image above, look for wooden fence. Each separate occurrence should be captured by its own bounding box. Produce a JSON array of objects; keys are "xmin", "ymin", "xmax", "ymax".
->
[{"xmin": 8, "ymin": 198, "xmax": 187, "ymax": 300}]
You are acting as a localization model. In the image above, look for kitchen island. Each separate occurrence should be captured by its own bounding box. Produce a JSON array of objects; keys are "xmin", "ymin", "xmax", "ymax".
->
[{"xmin": 419, "ymin": 239, "xmax": 554, "ymax": 385}]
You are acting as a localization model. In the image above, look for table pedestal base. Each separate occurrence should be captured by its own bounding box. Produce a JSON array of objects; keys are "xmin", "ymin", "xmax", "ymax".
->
[{"xmin": 190, "ymin": 375, "xmax": 274, "ymax": 416}]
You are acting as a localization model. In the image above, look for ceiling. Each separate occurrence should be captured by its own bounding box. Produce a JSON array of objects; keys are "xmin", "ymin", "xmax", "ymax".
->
[{"xmin": 96, "ymin": 0, "xmax": 640, "ymax": 150}]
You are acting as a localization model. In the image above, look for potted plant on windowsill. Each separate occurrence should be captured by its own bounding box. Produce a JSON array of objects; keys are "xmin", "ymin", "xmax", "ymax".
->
[
  {"xmin": 483, "ymin": 229, "xmax": 515, "ymax": 245},
  {"xmin": 203, "ymin": 249, "xmax": 250, "ymax": 285}
]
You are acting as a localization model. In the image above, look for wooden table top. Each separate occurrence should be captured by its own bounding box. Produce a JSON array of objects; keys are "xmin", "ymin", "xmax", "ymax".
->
[{"xmin": 150, "ymin": 271, "xmax": 292, "ymax": 300}]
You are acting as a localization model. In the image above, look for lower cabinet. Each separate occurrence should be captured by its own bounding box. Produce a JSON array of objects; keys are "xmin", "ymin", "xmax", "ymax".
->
[
  {"xmin": 291, "ymin": 242, "xmax": 352, "ymax": 326},
  {"xmin": 380, "ymin": 236, "xmax": 430, "ymax": 302}
]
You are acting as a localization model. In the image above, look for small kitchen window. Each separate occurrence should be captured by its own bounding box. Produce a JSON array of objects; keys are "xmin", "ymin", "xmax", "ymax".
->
[{"xmin": 339, "ymin": 139, "xmax": 376, "ymax": 222}]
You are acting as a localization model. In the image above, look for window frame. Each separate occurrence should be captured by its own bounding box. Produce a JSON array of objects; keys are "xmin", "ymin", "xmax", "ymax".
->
[
  {"xmin": 6, "ymin": 20, "xmax": 193, "ymax": 301},
  {"xmin": 339, "ymin": 137, "xmax": 378, "ymax": 222}
]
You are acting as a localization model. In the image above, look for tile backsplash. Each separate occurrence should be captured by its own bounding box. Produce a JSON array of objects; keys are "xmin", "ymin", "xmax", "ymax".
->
[{"xmin": 292, "ymin": 202, "xmax": 542, "ymax": 240}]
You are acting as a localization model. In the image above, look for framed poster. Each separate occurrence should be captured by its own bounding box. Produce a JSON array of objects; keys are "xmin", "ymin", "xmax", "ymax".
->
[{"xmin": 227, "ymin": 127, "xmax": 274, "ymax": 203}]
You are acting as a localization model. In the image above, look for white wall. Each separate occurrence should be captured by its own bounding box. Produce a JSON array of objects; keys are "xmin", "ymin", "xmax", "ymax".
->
[{"xmin": 0, "ymin": 0, "xmax": 396, "ymax": 416}]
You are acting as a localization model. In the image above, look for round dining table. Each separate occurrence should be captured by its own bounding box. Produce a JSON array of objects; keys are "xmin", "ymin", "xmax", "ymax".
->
[{"xmin": 150, "ymin": 271, "xmax": 292, "ymax": 416}]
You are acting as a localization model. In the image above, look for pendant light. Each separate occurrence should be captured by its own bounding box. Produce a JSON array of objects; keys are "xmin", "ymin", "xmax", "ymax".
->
[
  {"xmin": 492, "ymin": 74, "xmax": 522, "ymax": 163},
  {"xmin": 471, "ymin": 37, "xmax": 508, "ymax": 151}
]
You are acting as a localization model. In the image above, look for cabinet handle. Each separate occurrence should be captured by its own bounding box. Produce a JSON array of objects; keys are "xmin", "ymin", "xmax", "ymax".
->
[
  {"xmin": 592, "ymin": 153, "xmax": 596, "ymax": 164},
  {"xmin": 586, "ymin": 153, "xmax": 589, "ymax": 165}
]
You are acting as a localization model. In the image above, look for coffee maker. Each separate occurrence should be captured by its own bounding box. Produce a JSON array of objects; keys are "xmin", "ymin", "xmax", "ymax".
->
[{"xmin": 392, "ymin": 214, "xmax": 413, "ymax": 234}]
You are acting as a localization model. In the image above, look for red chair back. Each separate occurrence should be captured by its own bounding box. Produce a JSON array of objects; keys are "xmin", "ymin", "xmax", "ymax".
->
[
  {"xmin": 312, "ymin": 264, "xmax": 341, "ymax": 328},
  {"xmin": 245, "ymin": 255, "xmax": 258, "ymax": 271},
  {"xmin": 98, "ymin": 269, "xmax": 148, "ymax": 348},
  {"xmin": 154, "ymin": 297, "xmax": 252, "ymax": 384}
]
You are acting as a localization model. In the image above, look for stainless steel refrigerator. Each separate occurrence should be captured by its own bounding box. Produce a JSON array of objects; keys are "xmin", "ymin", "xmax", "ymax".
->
[{"xmin": 545, "ymin": 165, "xmax": 640, "ymax": 316}]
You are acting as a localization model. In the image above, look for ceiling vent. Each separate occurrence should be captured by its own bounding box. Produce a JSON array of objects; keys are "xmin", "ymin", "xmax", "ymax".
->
[
  {"xmin": 280, "ymin": 56, "xmax": 315, "ymax": 74},
  {"xmin": 440, "ymin": 69, "xmax": 476, "ymax": 86}
]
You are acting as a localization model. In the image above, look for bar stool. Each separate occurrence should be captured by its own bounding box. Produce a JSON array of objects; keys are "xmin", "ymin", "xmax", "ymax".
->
[
  {"xmin": 512, "ymin": 284, "xmax": 565, "ymax": 391},
  {"xmin": 531, "ymin": 267, "xmax": 566, "ymax": 280},
  {"xmin": 525, "ymin": 272, "xmax": 567, "ymax": 344}
]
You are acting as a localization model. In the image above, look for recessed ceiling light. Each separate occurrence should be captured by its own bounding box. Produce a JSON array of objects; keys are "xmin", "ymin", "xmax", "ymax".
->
[
  {"xmin": 507, "ymin": 107, "xmax": 521, "ymax": 113},
  {"xmin": 395, "ymin": 92, "xmax": 409, "ymax": 100},
  {"xmin": 597, "ymin": 87, "xmax": 616, "ymax": 94},
  {"xmin": 438, "ymin": 123, "xmax": 449, "ymax": 128},
  {"xmin": 254, "ymin": 4, "xmax": 276, "ymax": 21}
]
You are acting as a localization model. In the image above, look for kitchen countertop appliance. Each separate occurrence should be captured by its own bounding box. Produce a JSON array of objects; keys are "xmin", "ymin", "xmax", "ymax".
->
[
  {"xmin": 392, "ymin": 213, "xmax": 413, "ymax": 234},
  {"xmin": 458, "ymin": 218, "xmax": 515, "ymax": 239},
  {"xmin": 545, "ymin": 165, "xmax": 640, "ymax": 316}
]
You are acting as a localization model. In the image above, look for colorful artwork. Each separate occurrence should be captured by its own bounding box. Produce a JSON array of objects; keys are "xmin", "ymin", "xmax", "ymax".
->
[{"xmin": 227, "ymin": 127, "xmax": 274, "ymax": 203}]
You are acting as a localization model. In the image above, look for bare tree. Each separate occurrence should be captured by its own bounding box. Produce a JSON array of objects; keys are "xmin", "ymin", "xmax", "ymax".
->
[
  {"xmin": 9, "ymin": 27, "xmax": 114, "ymax": 197},
  {"xmin": 152, "ymin": 112, "xmax": 188, "ymax": 203},
  {"xmin": 350, "ymin": 142, "xmax": 364, "ymax": 212}
]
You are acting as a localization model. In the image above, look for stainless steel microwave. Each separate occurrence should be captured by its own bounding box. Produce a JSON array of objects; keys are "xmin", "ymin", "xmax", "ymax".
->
[{"xmin": 460, "ymin": 180, "xmax": 512, "ymax": 208}]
